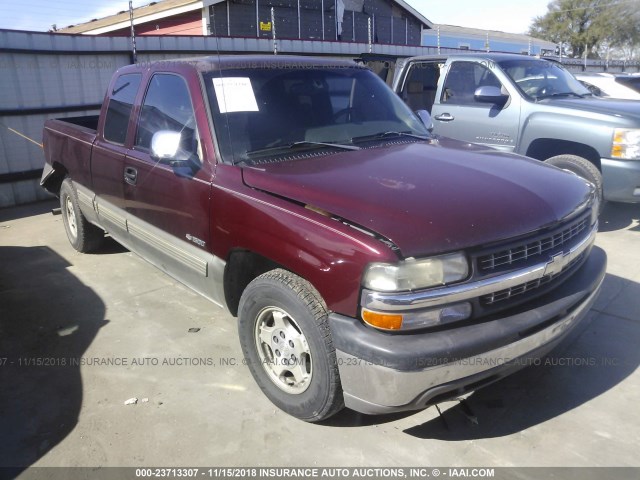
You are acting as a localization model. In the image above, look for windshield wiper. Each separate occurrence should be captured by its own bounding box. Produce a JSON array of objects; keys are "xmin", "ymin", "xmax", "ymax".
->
[
  {"xmin": 246, "ymin": 140, "xmax": 360, "ymax": 158},
  {"xmin": 351, "ymin": 131, "xmax": 430, "ymax": 143},
  {"xmin": 536, "ymin": 92, "xmax": 591, "ymax": 100}
]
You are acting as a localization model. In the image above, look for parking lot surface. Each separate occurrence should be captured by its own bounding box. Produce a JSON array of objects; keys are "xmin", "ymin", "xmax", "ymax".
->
[{"xmin": 1, "ymin": 199, "xmax": 639, "ymax": 470}]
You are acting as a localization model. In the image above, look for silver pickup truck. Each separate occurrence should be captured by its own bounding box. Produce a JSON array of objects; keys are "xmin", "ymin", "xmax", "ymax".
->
[{"xmin": 393, "ymin": 53, "xmax": 640, "ymax": 204}]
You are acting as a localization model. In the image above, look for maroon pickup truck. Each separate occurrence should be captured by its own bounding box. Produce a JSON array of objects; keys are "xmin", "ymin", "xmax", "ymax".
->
[{"xmin": 41, "ymin": 55, "xmax": 606, "ymax": 422}]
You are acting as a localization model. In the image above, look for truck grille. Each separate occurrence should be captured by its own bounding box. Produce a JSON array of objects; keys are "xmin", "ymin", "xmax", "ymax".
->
[
  {"xmin": 478, "ymin": 215, "xmax": 590, "ymax": 272},
  {"xmin": 481, "ymin": 253, "xmax": 585, "ymax": 305}
]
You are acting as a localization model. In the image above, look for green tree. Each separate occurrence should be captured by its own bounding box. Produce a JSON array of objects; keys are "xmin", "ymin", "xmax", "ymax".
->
[
  {"xmin": 529, "ymin": 0, "xmax": 637, "ymax": 59},
  {"xmin": 607, "ymin": 2, "xmax": 640, "ymax": 61}
]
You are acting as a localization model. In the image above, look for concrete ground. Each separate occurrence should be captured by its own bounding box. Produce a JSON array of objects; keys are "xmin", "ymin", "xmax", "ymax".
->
[{"xmin": 0, "ymin": 199, "xmax": 639, "ymax": 470}]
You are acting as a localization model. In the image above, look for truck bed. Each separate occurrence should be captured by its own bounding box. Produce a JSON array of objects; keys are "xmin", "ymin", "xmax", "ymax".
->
[
  {"xmin": 43, "ymin": 115, "xmax": 100, "ymax": 188},
  {"xmin": 56, "ymin": 115, "xmax": 100, "ymax": 132}
]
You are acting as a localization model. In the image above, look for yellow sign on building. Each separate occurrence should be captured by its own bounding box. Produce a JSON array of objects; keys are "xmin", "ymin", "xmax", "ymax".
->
[{"xmin": 260, "ymin": 21, "xmax": 272, "ymax": 32}]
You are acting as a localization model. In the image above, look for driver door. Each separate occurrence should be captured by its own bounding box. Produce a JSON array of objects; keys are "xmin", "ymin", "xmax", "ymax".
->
[{"xmin": 431, "ymin": 60, "xmax": 521, "ymax": 152}]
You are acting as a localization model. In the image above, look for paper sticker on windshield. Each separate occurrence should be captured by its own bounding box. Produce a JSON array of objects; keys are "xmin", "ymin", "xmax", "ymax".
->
[{"xmin": 213, "ymin": 77, "xmax": 259, "ymax": 114}]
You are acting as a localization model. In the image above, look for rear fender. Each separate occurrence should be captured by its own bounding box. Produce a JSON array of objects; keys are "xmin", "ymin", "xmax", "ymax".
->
[{"xmin": 40, "ymin": 162, "xmax": 67, "ymax": 196}]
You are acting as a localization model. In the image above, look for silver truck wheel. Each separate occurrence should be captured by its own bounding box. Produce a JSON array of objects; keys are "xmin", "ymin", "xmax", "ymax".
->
[
  {"xmin": 254, "ymin": 306, "xmax": 312, "ymax": 394},
  {"xmin": 64, "ymin": 195, "xmax": 78, "ymax": 240},
  {"xmin": 238, "ymin": 269, "xmax": 344, "ymax": 422},
  {"xmin": 60, "ymin": 178, "xmax": 104, "ymax": 253},
  {"xmin": 544, "ymin": 154, "xmax": 604, "ymax": 212}
]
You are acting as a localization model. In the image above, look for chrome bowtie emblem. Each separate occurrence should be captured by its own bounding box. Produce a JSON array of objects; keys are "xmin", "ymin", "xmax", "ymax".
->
[{"xmin": 544, "ymin": 252, "xmax": 568, "ymax": 277}]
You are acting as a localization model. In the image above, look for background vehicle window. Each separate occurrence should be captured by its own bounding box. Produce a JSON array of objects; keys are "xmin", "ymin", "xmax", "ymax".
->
[
  {"xmin": 441, "ymin": 62, "xmax": 501, "ymax": 105},
  {"xmin": 499, "ymin": 59, "xmax": 590, "ymax": 100},
  {"xmin": 616, "ymin": 76, "xmax": 640, "ymax": 94},
  {"xmin": 135, "ymin": 74, "xmax": 199, "ymax": 161},
  {"xmin": 403, "ymin": 62, "xmax": 441, "ymax": 113},
  {"xmin": 103, "ymin": 73, "xmax": 142, "ymax": 144}
]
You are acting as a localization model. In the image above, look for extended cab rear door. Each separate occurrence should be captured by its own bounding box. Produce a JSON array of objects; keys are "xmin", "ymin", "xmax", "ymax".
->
[
  {"xmin": 430, "ymin": 59, "xmax": 521, "ymax": 152},
  {"xmin": 93, "ymin": 72, "xmax": 142, "ymax": 239}
]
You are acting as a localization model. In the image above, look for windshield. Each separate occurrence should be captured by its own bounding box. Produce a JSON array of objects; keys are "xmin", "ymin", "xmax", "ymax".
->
[
  {"xmin": 616, "ymin": 76, "xmax": 640, "ymax": 94},
  {"xmin": 203, "ymin": 66, "xmax": 428, "ymax": 164},
  {"xmin": 498, "ymin": 59, "xmax": 591, "ymax": 101}
]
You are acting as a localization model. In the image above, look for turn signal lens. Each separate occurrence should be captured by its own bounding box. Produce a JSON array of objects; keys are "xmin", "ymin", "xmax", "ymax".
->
[{"xmin": 361, "ymin": 310, "xmax": 403, "ymax": 330}]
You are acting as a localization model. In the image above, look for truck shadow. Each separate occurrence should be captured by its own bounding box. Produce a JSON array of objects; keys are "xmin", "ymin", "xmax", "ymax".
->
[
  {"xmin": 0, "ymin": 246, "xmax": 106, "ymax": 472},
  {"xmin": 599, "ymin": 202, "xmax": 640, "ymax": 232},
  {"xmin": 402, "ymin": 272, "xmax": 640, "ymax": 440},
  {"xmin": 99, "ymin": 236, "xmax": 129, "ymax": 255}
]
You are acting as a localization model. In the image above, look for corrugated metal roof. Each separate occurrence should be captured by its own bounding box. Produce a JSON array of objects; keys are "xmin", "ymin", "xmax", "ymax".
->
[
  {"xmin": 58, "ymin": 0, "xmax": 203, "ymax": 34},
  {"xmin": 393, "ymin": 0, "xmax": 433, "ymax": 28},
  {"xmin": 58, "ymin": 0, "xmax": 433, "ymax": 35}
]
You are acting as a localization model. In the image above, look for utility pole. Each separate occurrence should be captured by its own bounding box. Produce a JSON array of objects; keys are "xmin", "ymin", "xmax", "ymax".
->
[
  {"xmin": 129, "ymin": 0, "xmax": 137, "ymax": 64},
  {"xmin": 271, "ymin": 7, "xmax": 277, "ymax": 55},
  {"xmin": 559, "ymin": 41, "xmax": 563, "ymax": 62},
  {"xmin": 584, "ymin": 42, "xmax": 588, "ymax": 70}
]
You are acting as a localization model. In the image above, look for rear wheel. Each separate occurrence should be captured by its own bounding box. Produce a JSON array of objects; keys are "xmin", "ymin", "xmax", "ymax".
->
[
  {"xmin": 238, "ymin": 269, "xmax": 344, "ymax": 422},
  {"xmin": 60, "ymin": 178, "xmax": 104, "ymax": 252},
  {"xmin": 544, "ymin": 154, "xmax": 604, "ymax": 211}
]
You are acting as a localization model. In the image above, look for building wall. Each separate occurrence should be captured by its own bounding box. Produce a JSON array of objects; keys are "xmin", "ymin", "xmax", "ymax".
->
[
  {"xmin": 208, "ymin": 0, "xmax": 422, "ymax": 45},
  {"xmin": 106, "ymin": 11, "xmax": 203, "ymax": 36}
]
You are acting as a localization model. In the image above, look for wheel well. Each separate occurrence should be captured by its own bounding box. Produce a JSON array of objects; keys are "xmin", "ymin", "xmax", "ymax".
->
[
  {"xmin": 41, "ymin": 162, "xmax": 68, "ymax": 196},
  {"xmin": 223, "ymin": 249, "xmax": 281, "ymax": 317},
  {"xmin": 525, "ymin": 139, "xmax": 601, "ymax": 171}
]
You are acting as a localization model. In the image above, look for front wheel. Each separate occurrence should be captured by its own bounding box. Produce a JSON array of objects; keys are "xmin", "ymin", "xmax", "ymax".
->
[
  {"xmin": 544, "ymin": 154, "xmax": 604, "ymax": 211},
  {"xmin": 238, "ymin": 269, "xmax": 344, "ymax": 422}
]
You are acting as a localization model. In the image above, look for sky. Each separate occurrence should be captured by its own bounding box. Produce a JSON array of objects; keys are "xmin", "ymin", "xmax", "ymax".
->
[{"xmin": 0, "ymin": 0, "xmax": 552, "ymax": 34}]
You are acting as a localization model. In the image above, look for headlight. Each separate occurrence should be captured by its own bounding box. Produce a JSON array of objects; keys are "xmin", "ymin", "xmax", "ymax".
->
[
  {"xmin": 611, "ymin": 128, "xmax": 640, "ymax": 160},
  {"xmin": 362, "ymin": 252, "xmax": 469, "ymax": 292}
]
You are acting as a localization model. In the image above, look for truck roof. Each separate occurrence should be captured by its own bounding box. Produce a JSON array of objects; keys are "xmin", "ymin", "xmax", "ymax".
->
[
  {"xmin": 115, "ymin": 54, "xmax": 365, "ymax": 76},
  {"xmin": 403, "ymin": 52, "xmax": 548, "ymax": 63}
]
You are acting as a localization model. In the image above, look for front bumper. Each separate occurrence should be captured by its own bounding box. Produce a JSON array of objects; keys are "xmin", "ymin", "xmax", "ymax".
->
[
  {"xmin": 602, "ymin": 157, "xmax": 640, "ymax": 203},
  {"xmin": 329, "ymin": 246, "xmax": 607, "ymax": 415}
]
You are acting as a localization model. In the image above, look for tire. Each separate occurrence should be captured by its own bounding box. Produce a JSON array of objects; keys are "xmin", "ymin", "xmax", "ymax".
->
[
  {"xmin": 238, "ymin": 268, "xmax": 344, "ymax": 422},
  {"xmin": 544, "ymin": 154, "xmax": 604, "ymax": 211},
  {"xmin": 60, "ymin": 178, "xmax": 104, "ymax": 253}
]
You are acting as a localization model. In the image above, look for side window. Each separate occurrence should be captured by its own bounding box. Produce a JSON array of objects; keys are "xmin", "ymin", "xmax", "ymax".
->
[
  {"xmin": 135, "ymin": 74, "xmax": 199, "ymax": 161},
  {"xmin": 441, "ymin": 62, "xmax": 501, "ymax": 106},
  {"xmin": 104, "ymin": 73, "xmax": 142, "ymax": 144},
  {"xmin": 402, "ymin": 62, "xmax": 441, "ymax": 113}
]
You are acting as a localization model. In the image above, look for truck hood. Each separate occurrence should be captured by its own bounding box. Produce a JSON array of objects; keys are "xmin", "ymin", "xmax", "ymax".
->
[
  {"xmin": 241, "ymin": 139, "xmax": 593, "ymax": 258},
  {"xmin": 540, "ymin": 96, "xmax": 640, "ymax": 121}
]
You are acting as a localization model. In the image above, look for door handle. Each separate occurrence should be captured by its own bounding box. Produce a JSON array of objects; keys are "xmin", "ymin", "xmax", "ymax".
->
[
  {"xmin": 434, "ymin": 113, "xmax": 455, "ymax": 122},
  {"xmin": 124, "ymin": 166, "xmax": 138, "ymax": 186}
]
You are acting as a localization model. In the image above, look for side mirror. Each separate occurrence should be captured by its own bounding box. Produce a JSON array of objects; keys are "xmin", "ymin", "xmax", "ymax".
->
[
  {"xmin": 474, "ymin": 86, "xmax": 509, "ymax": 105},
  {"xmin": 415, "ymin": 109, "xmax": 434, "ymax": 132},
  {"xmin": 150, "ymin": 130, "xmax": 198, "ymax": 178},
  {"xmin": 151, "ymin": 131, "xmax": 183, "ymax": 161}
]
